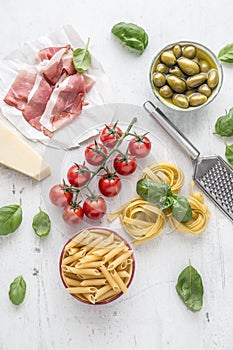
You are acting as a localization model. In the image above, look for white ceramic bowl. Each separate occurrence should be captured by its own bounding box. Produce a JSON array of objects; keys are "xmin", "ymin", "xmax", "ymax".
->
[{"xmin": 150, "ymin": 41, "xmax": 223, "ymax": 112}]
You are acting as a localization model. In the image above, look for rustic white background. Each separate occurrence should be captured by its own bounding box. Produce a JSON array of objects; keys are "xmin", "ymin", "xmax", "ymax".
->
[{"xmin": 0, "ymin": 0, "xmax": 233, "ymax": 349}]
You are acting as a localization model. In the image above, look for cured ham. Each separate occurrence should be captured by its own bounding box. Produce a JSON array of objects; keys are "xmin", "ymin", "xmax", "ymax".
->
[
  {"xmin": 37, "ymin": 46, "xmax": 70, "ymax": 85},
  {"xmin": 40, "ymin": 73, "xmax": 95, "ymax": 131},
  {"xmin": 3, "ymin": 45, "xmax": 95, "ymax": 137},
  {"xmin": 3, "ymin": 70, "xmax": 36, "ymax": 111},
  {"xmin": 22, "ymin": 76, "xmax": 53, "ymax": 130},
  {"xmin": 38, "ymin": 46, "xmax": 68, "ymax": 61}
]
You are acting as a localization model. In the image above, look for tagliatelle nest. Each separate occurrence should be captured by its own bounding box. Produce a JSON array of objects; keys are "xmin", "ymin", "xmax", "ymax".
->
[
  {"xmin": 108, "ymin": 163, "xmax": 211, "ymax": 245},
  {"xmin": 108, "ymin": 198, "xmax": 166, "ymax": 246},
  {"xmin": 167, "ymin": 192, "xmax": 211, "ymax": 234},
  {"xmin": 142, "ymin": 162, "xmax": 184, "ymax": 194}
]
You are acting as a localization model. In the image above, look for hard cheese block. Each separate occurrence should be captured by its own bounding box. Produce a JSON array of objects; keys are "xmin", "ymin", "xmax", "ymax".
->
[{"xmin": 0, "ymin": 121, "xmax": 51, "ymax": 180}]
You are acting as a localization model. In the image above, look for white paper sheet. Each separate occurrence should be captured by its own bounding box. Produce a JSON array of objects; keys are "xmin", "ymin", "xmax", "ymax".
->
[{"xmin": 0, "ymin": 25, "xmax": 114, "ymax": 145}]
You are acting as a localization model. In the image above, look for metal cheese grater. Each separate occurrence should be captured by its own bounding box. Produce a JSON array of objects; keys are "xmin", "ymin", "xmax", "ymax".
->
[{"xmin": 143, "ymin": 100, "xmax": 233, "ymax": 223}]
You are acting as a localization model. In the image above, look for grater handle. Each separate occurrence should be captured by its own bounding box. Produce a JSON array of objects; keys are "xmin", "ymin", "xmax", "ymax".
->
[{"xmin": 143, "ymin": 101, "xmax": 200, "ymax": 160}]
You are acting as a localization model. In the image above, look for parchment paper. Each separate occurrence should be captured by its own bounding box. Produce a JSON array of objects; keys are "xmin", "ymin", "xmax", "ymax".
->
[{"xmin": 0, "ymin": 25, "xmax": 114, "ymax": 147}]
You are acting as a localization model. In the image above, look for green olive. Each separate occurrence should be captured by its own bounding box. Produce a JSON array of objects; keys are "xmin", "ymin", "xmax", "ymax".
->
[
  {"xmin": 172, "ymin": 94, "xmax": 189, "ymax": 109},
  {"xmin": 159, "ymin": 85, "xmax": 173, "ymax": 98},
  {"xmin": 186, "ymin": 73, "xmax": 207, "ymax": 89},
  {"xmin": 207, "ymin": 69, "xmax": 219, "ymax": 89},
  {"xmin": 185, "ymin": 90, "xmax": 196, "ymax": 97},
  {"xmin": 169, "ymin": 66, "xmax": 185, "ymax": 78},
  {"xmin": 199, "ymin": 59, "xmax": 210, "ymax": 73},
  {"xmin": 167, "ymin": 75, "xmax": 187, "ymax": 93},
  {"xmin": 198, "ymin": 84, "xmax": 212, "ymax": 97},
  {"xmin": 160, "ymin": 51, "xmax": 176, "ymax": 66},
  {"xmin": 183, "ymin": 45, "xmax": 196, "ymax": 59},
  {"xmin": 178, "ymin": 58, "xmax": 200, "ymax": 75},
  {"xmin": 173, "ymin": 45, "xmax": 182, "ymax": 58},
  {"xmin": 152, "ymin": 72, "xmax": 166, "ymax": 87},
  {"xmin": 193, "ymin": 56, "xmax": 199, "ymax": 64},
  {"xmin": 156, "ymin": 63, "xmax": 169, "ymax": 74},
  {"xmin": 189, "ymin": 93, "xmax": 207, "ymax": 107}
]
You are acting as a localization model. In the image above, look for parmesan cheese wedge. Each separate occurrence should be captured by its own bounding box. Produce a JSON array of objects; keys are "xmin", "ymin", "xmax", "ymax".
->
[{"xmin": 0, "ymin": 121, "xmax": 51, "ymax": 180}]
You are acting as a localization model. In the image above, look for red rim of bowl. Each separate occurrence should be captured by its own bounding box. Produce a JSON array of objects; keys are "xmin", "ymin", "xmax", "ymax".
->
[{"xmin": 59, "ymin": 227, "xmax": 136, "ymax": 305}]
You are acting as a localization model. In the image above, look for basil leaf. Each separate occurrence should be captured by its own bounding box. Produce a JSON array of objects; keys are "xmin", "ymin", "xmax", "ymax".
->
[
  {"xmin": 111, "ymin": 22, "xmax": 148, "ymax": 54},
  {"xmin": 172, "ymin": 194, "xmax": 192, "ymax": 223},
  {"xmin": 218, "ymin": 43, "xmax": 233, "ymax": 63},
  {"xmin": 224, "ymin": 140, "xmax": 233, "ymax": 165},
  {"xmin": 136, "ymin": 178, "xmax": 172, "ymax": 207},
  {"xmin": 214, "ymin": 108, "xmax": 233, "ymax": 137},
  {"xmin": 176, "ymin": 263, "xmax": 204, "ymax": 312},
  {"xmin": 0, "ymin": 201, "xmax": 22, "ymax": 236},
  {"xmin": 73, "ymin": 38, "xmax": 91, "ymax": 72},
  {"xmin": 32, "ymin": 208, "xmax": 51, "ymax": 237},
  {"xmin": 9, "ymin": 275, "xmax": 26, "ymax": 305}
]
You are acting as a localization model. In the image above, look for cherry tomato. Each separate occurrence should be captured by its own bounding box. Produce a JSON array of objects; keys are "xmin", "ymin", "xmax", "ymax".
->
[
  {"xmin": 85, "ymin": 142, "xmax": 108, "ymax": 166},
  {"xmin": 49, "ymin": 184, "xmax": 73, "ymax": 207},
  {"xmin": 83, "ymin": 196, "xmax": 107, "ymax": 220},
  {"xmin": 98, "ymin": 173, "xmax": 122, "ymax": 197},
  {"xmin": 62, "ymin": 205, "xmax": 84, "ymax": 225},
  {"xmin": 67, "ymin": 164, "xmax": 91, "ymax": 188},
  {"xmin": 113, "ymin": 154, "xmax": 137, "ymax": 176},
  {"xmin": 128, "ymin": 135, "xmax": 152, "ymax": 158},
  {"xmin": 100, "ymin": 124, "xmax": 123, "ymax": 148}
]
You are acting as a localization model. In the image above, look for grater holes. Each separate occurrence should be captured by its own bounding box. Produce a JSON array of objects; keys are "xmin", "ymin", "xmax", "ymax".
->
[{"xmin": 199, "ymin": 160, "xmax": 233, "ymax": 214}]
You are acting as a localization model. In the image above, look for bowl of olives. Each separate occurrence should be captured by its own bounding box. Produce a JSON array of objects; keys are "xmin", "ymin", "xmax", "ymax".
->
[{"xmin": 150, "ymin": 41, "xmax": 223, "ymax": 111}]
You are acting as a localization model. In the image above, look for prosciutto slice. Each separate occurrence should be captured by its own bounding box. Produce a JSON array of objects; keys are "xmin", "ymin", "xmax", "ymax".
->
[
  {"xmin": 37, "ymin": 46, "xmax": 70, "ymax": 85},
  {"xmin": 40, "ymin": 72, "xmax": 94, "ymax": 131},
  {"xmin": 3, "ymin": 45, "xmax": 95, "ymax": 137},
  {"xmin": 38, "ymin": 46, "xmax": 68, "ymax": 61},
  {"xmin": 3, "ymin": 70, "xmax": 36, "ymax": 111},
  {"xmin": 22, "ymin": 76, "xmax": 53, "ymax": 131}
]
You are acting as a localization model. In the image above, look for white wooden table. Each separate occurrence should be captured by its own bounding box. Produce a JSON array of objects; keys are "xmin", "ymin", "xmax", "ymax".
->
[{"xmin": 0, "ymin": 1, "xmax": 233, "ymax": 349}]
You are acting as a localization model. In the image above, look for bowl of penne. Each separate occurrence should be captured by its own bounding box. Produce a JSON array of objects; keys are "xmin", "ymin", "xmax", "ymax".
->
[{"xmin": 59, "ymin": 227, "xmax": 135, "ymax": 305}]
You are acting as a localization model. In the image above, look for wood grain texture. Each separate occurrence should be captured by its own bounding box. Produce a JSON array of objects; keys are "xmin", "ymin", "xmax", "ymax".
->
[{"xmin": 0, "ymin": 0, "xmax": 233, "ymax": 349}]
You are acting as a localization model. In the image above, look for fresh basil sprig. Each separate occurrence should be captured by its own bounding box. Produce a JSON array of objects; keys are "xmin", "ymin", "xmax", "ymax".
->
[
  {"xmin": 9, "ymin": 275, "xmax": 26, "ymax": 305},
  {"xmin": 136, "ymin": 178, "xmax": 172, "ymax": 209},
  {"xmin": 214, "ymin": 108, "xmax": 233, "ymax": 137},
  {"xmin": 111, "ymin": 22, "xmax": 148, "ymax": 54},
  {"xmin": 171, "ymin": 194, "xmax": 192, "ymax": 223},
  {"xmin": 73, "ymin": 37, "xmax": 91, "ymax": 72},
  {"xmin": 0, "ymin": 200, "xmax": 22, "ymax": 236},
  {"xmin": 223, "ymin": 139, "xmax": 233, "ymax": 165},
  {"xmin": 136, "ymin": 178, "xmax": 192, "ymax": 223},
  {"xmin": 32, "ymin": 208, "xmax": 51, "ymax": 237},
  {"xmin": 218, "ymin": 43, "xmax": 233, "ymax": 63},
  {"xmin": 176, "ymin": 262, "xmax": 204, "ymax": 312}
]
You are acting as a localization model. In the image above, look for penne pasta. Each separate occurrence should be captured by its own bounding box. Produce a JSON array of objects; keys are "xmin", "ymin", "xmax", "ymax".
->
[
  {"xmin": 75, "ymin": 261, "xmax": 103, "ymax": 269},
  {"xmin": 62, "ymin": 250, "xmax": 86, "ymax": 265},
  {"xmin": 102, "ymin": 244, "xmax": 125, "ymax": 263},
  {"xmin": 67, "ymin": 247, "xmax": 79, "ymax": 255},
  {"xmin": 110, "ymin": 270, "xmax": 128, "ymax": 293},
  {"xmin": 94, "ymin": 284, "xmax": 112, "ymax": 299},
  {"xmin": 71, "ymin": 268, "xmax": 101, "ymax": 276},
  {"xmin": 83, "ymin": 293, "xmax": 96, "ymax": 304},
  {"xmin": 95, "ymin": 289, "xmax": 118, "ymax": 303},
  {"xmin": 60, "ymin": 228, "xmax": 134, "ymax": 304},
  {"xmin": 81, "ymin": 279, "xmax": 107, "ymax": 286},
  {"xmin": 64, "ymin": 277, "xmax": 82, "ymax": 287},
  {"xmin": 100, "ymin": 265, "xmax": 120, "ymax": 292},
  {"xmin": 66, "ymin": 286, "xmax": 97, "ymax": 294},
  {"xmin": 107, "ymin": 251, "xmax": 133, "ymax": 271}
]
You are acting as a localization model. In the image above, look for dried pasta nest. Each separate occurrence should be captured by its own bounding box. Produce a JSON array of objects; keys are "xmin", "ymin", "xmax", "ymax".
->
[
  {"xmin": 108, "ymin": 198, "xmax": 166, "ymax": 246},
  {"xmin": 167, "ymin": 192, "xmax": 211, "ymax": 234},
  {"xmin": 142, "ymin": 162, "xmax": 184, "ymax": 193}
]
